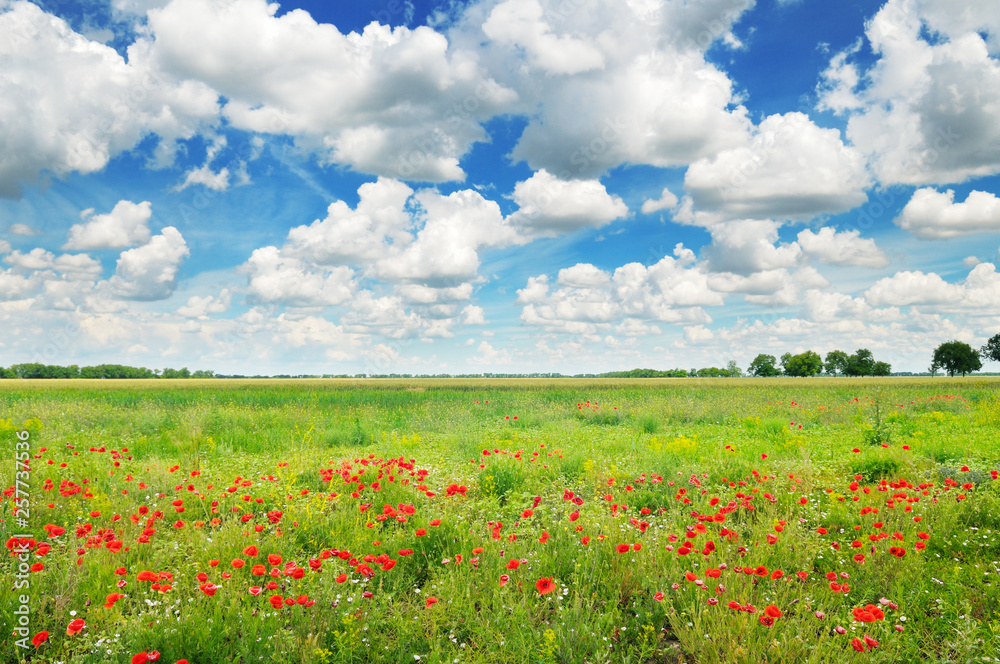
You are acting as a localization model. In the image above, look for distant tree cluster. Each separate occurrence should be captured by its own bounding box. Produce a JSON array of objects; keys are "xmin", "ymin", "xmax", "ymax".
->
[
  {"xmin": 748, "ymin": 349, "xmax": 891, "ymax": 377},
  {"xmin": 0, "ymin": 364, "xmax": 215, "ymax": 379},
  {"xmin": 929, "ymin": 334, "xmax": 1000, "ymax": 377},
  {"xmin": 602, "ymin": 362, "xmax": 743, "ymax": 378}
]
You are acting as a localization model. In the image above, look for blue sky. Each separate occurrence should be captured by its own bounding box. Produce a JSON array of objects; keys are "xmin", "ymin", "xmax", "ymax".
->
[{"xmin": 1, "ymin": 0, "xmax": 999, "ymax": 375}]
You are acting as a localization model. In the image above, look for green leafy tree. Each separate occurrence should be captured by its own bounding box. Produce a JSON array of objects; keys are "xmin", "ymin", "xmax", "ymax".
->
[
  {"xmin": 982, "ymin": 333, "xmax": 1000, "ymax": 363},
  {"xmin": 779, "ymin": 353, "xmax": 792, "ymax": 373},
  {"xmin": 932, "ymin": 340, "xmax": 982, "ymax": 377},
  {"xmin": 725, "ymin": 360, "xmax": 742, "ymax": 377},
  {"xmin": 872, "ymin": 361, "xmax": 892, "ymax": 376},
  {"xmin": 824, "ymin": 350, "xmax": 850, "ymax": 376},
  {"xmin": 844, "ymin": 349, "xmax": 876, "ymax": 377},
  {"xmin": 748, "ymin": 354, "xmax": 780, "ymax": 377},
  {"xmin": 782, "ymin": 351, "xmax": 823, "ymax": 377}
]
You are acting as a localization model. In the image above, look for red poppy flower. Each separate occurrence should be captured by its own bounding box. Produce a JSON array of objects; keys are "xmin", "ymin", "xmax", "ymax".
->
[
  {"xmin": 243, "ymin": 545, "xmax": 258, "ymax": 557},
  {"xmin": 506, "ymin": 559, "xmax": 520, "ymax": 570},
  {"xmin": 248, "ymin": 586, "xmax": 262, "ymax": 595},
  {"xmin": 851, "ymin": 638, "xmax": 866, "ymax": 652},
  {"xmin": 653, "ymin": 592, "xmax": 665, "ymax": 601},
  {"xmin": 32, "ymin": 631, "xmax": 49, "ymax": 648},
  {"xmin": 764, "ymin": 605, "xmax": 782, "ymax": 618},
  {"xmin": 335, "ymin": 573, "xmax": 348, "ymax": 583},
  {"xmin": 536, "ymin": 577, "xmax": 556, "ymax": 595},
  {"xmin": 864, "ymin": 634, "xmax": 879, "ymax": 649},
  {"xmin": 759, "ymin": 615, "xmax": 774, "ymax": 627},
  {"xmin": 231, "ymin": 559, "xmax": 245, "ymax": 569},
  {"xmin": 199, "ymin": 582, "xmax": 218, "ymax": 596},
  {"xmin": 268, "ymin": 553, "xmax": 282, "ymax": 566},
  {"xmin": 616, "ymin": 543, "xmax": 630, "ymax": 554},
  {"xmin": 269, "ymin": 595, "xmax": 284, "ymax": 609},
  {"xmin": 137, "ymin": 570, "xmax": 158, "ymax": 581},
  {"xmin": 499, "ymin": 574, "xmax": 510, "ymax": 587},
  {"xmin": 66, "ymin": 618, "xmax": 85, "ymax": 635},
  {"xmin": 425, "ymin": 596, "xmax": 439, "ymax": 607},
  {"xmin": 132, "ymin": 654, "xmax": 149, "ymax": 664},
  {"xmin": 415, "ymin": 528, "xmax": 427, "ymax": 537}
]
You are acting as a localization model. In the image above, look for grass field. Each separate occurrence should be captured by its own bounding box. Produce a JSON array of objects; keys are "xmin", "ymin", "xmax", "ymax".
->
[{"xmin": 2, "ymin": 377, "xmax": 1000, "ymax": 664}]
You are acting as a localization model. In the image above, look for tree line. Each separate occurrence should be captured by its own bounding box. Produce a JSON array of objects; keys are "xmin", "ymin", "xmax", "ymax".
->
[
  {"xmin": 3, "ymin": 334, "xmax": 997, "ymax": 379},
  {"xmin": 0, "ymin": 364, "xmax": 215, "ymax": 379},
  {"xmin": 748, "ymin": 349, "xmax": 891, "ymax": 377}
]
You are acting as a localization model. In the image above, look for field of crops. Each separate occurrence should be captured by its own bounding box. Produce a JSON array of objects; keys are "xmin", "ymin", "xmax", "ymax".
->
[{"xmin": 2, "ymin": 377, "xmax": 1000, "ymax": 664}]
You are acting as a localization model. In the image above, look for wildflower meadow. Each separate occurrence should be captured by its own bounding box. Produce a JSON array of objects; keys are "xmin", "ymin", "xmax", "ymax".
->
[{"xmin": 2, "ymin": 377, "xmax": 999, "ymax": 664}]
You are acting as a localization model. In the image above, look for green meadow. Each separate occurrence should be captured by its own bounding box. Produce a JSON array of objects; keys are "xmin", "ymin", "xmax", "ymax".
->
[{"xmin": 2, "ymin": 377, "xmax": 999, "ymax": 664}]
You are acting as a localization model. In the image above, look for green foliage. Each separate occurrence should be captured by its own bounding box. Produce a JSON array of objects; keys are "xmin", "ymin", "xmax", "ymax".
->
[
  {"xmin": 637, "ymin": 413, "xmax": 660, "ymax": 434},
  {"xmin": 844, "ymin": 348, "xmax": 875, "ymax": 376},
  {"xmin": 748, "ymin": 354, "xmax": 780, "ymax": 377},
  {"xmin": 824, "ymin": 349, "xmax": 850, "ymax": 376},
  {"xmin": 323, "ymin": 417, "xmax": 369, "ymax": 448},
  {"xmin": 479, "ymin": 458, "xmax": 524, "ymax": 504},
  {"xmin": 933, "ymin": 340, "xmax": 983, "ymax": 377},
  {"xmin": 0, "ymin": 363, "xmax": 216, "ymax": 379},
  {"xmin": 600, "ymin": 368, "xmax": 688, "ymax": 377},
  {"xmin": 982, "ymin": 333, "xmax": 1000, "ymax": 363},
  {"xmin": 849, "ymin": 455, "xmax": 902, "ymax": 481},
  {"xmin": 781, "ymin": 350, "xmax": 823, "ymax": 377}
]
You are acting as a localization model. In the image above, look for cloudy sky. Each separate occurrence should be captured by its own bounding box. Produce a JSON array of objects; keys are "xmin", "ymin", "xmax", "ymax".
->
[{"xmin": 1, "ymin": 0, "xmax": 999, "ymax": 375}]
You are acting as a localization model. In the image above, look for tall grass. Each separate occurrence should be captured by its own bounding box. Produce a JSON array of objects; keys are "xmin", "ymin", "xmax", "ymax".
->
[{"xmin": 1, "ymin": 377, "xmax": 998, "ymax": 663}]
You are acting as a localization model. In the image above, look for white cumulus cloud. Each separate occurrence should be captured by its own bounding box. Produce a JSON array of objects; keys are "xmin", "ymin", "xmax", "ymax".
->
[
  {"xmin": 108, "ymin": 227, "xmax": 190, "ymax": 300},
  {"xmin": 683, "ymin": 113, "xmax": 869, "ymax": 222},
  {"xmin": 64, "ymin": 200, "xmax": 153, "ymax": 250},
  {"xmin": 895, "ymin": 188, "xmax": 1000, "ymax": 239},
  {"xmin": 797, "ymin": 227, "xmax": 890, "ymax": 267},
  {"xmin": 507, "ymin": 170, "xmax": 628, "ymax": 237}
]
